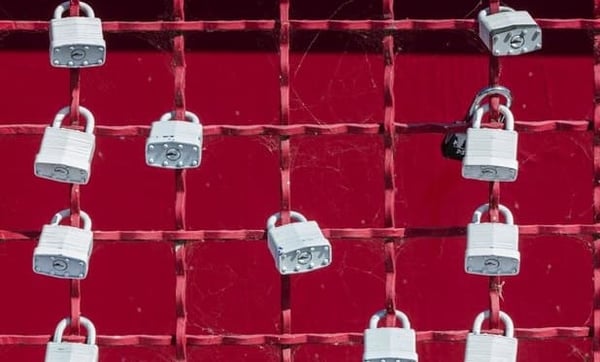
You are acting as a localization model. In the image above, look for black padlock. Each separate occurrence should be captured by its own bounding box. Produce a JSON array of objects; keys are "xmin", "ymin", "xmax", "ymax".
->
[{"xmin": 441, "ymin": 132, "xmax": 467, "ymax": 160}]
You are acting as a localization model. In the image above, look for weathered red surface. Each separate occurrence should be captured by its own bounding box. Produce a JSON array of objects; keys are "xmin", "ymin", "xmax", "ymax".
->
[{"xmin": 0, "ymin": 0, "xmax": 595, "ymax": 360}]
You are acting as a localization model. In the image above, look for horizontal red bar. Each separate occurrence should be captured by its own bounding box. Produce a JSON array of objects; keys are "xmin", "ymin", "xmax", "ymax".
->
[
  {"xmin": 0, "ymin": 327, "xmax": 589, "ymax": 346},
  {"xmin": 1, "ymin": 224, "xmax": 599, "ymax": 241},
  {"xmin": 0, "ymin": 19, "xmax": 597, "ymax": 32},
  {"xmin": 0, "ymin": 120, "xmax": 589, "ymax": 137}
]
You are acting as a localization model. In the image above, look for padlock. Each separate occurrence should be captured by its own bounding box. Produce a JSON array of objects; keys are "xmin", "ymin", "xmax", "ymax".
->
[
  {"xmin": 33, "ymin": 209, "xmax": 94, "ymax": 280},
  {"xmin": 363, "ymin": 309, "xmax": 418, "ymax": 362},
  {"xmin": 266, "ymin": 211, "xmax": 332, "ymax": 275},
  {"xmin": 478, "ymin": 6, "xmax": 542, "ymax": 56},
  {"xmin": 45, "ymin": 316, "xmax": 99, "ymax": 362},
  {"xmin": 34, "ymin": 106, "xmax": 96, "ymax": 184},
  {"xmin": 442, "ymin": 86, "xmax": 512, "ymax": 161},
  {"xmin": 146, "ymin": 111, "xmax": 203, "ymax": 169},
  {"xmin": 464, "ymin": 310, "xmax": 517, "ymax": 362},
  {"xmin": 50, "ymin": 1, "xmax": 106, "ymax": 68},
  {"xmin": 462, "ymin": 103, "xmax": 518, "ymax": 182},
  {"xmin": 466, "ymin": 203, "xmax": 519, "ymax": 276}
]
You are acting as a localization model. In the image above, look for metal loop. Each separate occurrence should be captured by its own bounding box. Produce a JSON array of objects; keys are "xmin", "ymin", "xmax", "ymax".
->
[
  {"xmin": 472, "ymin": 310, "xmax": 514, "ymax": 338},
  {"xmin": 266, "ymin": 211, "xmax": 308, "ymax": 230},
  {"xmin": 467, "ymin": 86, "xmax": 513, "ymax": 120},
  {"xmin": 368, "ymin": 309, "xmax": 411, "ymax": 330},
  {"xmin": 53, "ymin": 1, "xmax": 95, "ymax": 19},
  {"xmin": 51, "ymin": 209, "xmax": 92, "ymax": 231},
  {"xmin": 471, "ymin": 104, "xmax": 515, "ymax": 131},
  {"xmin": 159, "ymin": 111, "xmax": 201, "ymax": 124},
  {"xmin": 472, "ymin": 203, "xmax": 514, "ymax": 225},
  {"xmin": 52, "ymin": 316, "xmax": 97, "ymax": 345},
  {"xmin": 52, "ymin": 106, "xmax": 95, "ymax": 134},
  {"xmin": 477, "ymin": 6, "xmax": 516, "ymax": 23}
]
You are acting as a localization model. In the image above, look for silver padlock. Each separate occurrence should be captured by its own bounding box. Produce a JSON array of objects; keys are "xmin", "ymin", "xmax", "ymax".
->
[
  {"xmin": 478, "ymin": 6, "xmax": 542, "ymax": 56},
  {"xmin": 466, "ymin": 203, "xmax": 519, "ymax": 276},
  {"xmin": 363, "ymin": 309, "xmax": 418, "ymax": 362},
  {"xmin": 146, "ymin": 111, "xmax": 203, "ymax": 169},
  {"xmin": 50, "ymin": 1, "xmax": 106, "ymax": 68},
  {"xmin": 462, "ymin": 104, "xmax": 518, "ymax": 182},
  {"xmin": 465, "ymin": 310, "xmax": 517, "ymax": 362},
  {"xmin": 442, "ymin": 86, "xmax": 513, "ymax": 161},
  {"xmin": 45, "ymin": 316, "xmax": 99, "ymax": 362},
  {"xmin": 33, "ymin": 209, "xmax": 94, "ymax": 280},
  {"xmin": 266, "ymin": 211, "xmax": 332, "ymax": 275},
  {"xmin": 34, "ymin": 106, "xmax": 96, "ymax": 184}
]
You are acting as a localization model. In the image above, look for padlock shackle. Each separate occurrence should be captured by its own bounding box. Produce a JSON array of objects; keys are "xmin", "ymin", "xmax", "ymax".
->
[
  {"xmin": 368, "ymin": 309, "xmax": 411, "ymax": 330},
  {"xmin": 471, "ymin": 104, "xmax": 515, "ymax": 131},
  {"xmin": 472, "ymin": 310, "xmax": 514, "ymax": 338},
  {"xmin": 52, "ymin": 106, "xmax": 95, "ymax": 134},
  {"xmin": 477, "ymin": 6, "xmax": 516, "ymax": 23},
  {"xmin": 472, "ymin": 203, "xmax": 514, "ymax": 225},
  {"xmin": 467, "ymin": 86, "xmax": 512, "ymax": 120},
  {"xmin": 52, "ymin": 316, "xmax": 97, "ymax": 345},
  {"xmin": 159, "ymin": 110, "xmax": 201, "ymax": 124},
  {"xmin": 53, "ymin": 1, "xmax": 95, "ymax": 19},
  {"xmin": 266, "ymin": 211, "xmax": 308, "ymax": 230},
  {"xmin": 51, "ymin": 209, "xmax": 92, "ymax": 231}
]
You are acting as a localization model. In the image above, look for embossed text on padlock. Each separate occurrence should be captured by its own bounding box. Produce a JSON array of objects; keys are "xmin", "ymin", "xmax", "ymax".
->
[
  {"xmin": 50, "ymin": 1, "xmax": 106, "ymax": 68},
  {"xmin": 478, "ymin": 6, "xmax": 542, "ymax": 56},
  {"xmin": 45, "ymin": 316, "xmax": 99, "ymax": 362},
  {"xmin": 363, "ymin": 309, "xmax": 418, "ymax": 362},
  {"xmin": 466, "ymin": 203, "xmax": 519, "ymax": 276},
  {"xmin": 462, "ymin": 104, "xmax": 518, "ymax": 182},
  {"xmin": 442, "ymin": 86, "xmax": 512, "ymax": 161},
  {"xmin": 146, "ymin": 111, "xmax": 203, "ymax": 169},
  {"xmin": 33, "ymin": 209, "xmax": 94, "ymax": 280},
  {"xmin": 464, "ymin": 310, "xmax": 517, "ymax": 362},
  {"xmin": 266, "ymin": 211, "xmax": 332, "ymax": 275},
  {"xmin": 35, "ymin": 106, "xmax": 96, "ymax": 184}
]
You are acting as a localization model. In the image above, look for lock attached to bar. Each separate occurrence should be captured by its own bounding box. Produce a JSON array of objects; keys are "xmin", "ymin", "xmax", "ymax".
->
[
  {"xmin": 363, "ymin": 309, "xmax": 418, "ymax": 362},
  {"xmin": 45, "ymin": 316, "xmax": 99, "ymax": 362}
]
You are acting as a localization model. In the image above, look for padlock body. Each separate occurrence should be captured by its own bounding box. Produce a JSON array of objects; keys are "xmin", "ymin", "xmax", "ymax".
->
[
  {"xmin": 46, "ymin": 341, "xmax": 99, "ymax": 362},
  {"xmin": 33, "ymin": 224, "xmax": 94, "ymax": 279},
  {"xmin": 363, "ymin": 327, "xmax": 418, "ymax": 362},
  {"xmin": 465, "ymin": 333, "xmax": 518, "ymax": 362},
  {"xmin": 267, "ymin": 221, "xmax": 332, "ymax": 274},
  {"xmin": 50, "ymin": 17, "xmax": 106, "ymax": 68},
  {"xmin": 479, "ymin": 10, "xmax": 542, "ymax": 56},
  {"xmin": 466, "ymin": 222, "xmax": 520, "ymax": 276},
  {"xmin": 146, "ymin": 120, "xmax": 203, "ymax": 169},
  {"xmin": 35, "ymin": 127, "xmax": 95, "ymax": 184},
  {"xmin": 462, "ymin": 128, "xmax": 518, "ymax": 182}
]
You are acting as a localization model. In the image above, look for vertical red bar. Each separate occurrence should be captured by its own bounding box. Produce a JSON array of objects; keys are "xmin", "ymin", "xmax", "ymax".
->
[
  {"xmin": 68, "ymin": 0, "xmax": 82, "ymax": 336},
  {"xmin": 382, "ymin": 0, "xmax": 397, "ymax": 326},
  {"xmin": 592, "ymin": 1, "xmax": 600, "ymax": 360},
  {"xmin": 486, "ymin": 0, "xmax": 502, "ymax": 330},
  {"xmin": 279, "ymin": 0, "xmax": 292, "ymax": 361},
  {"xmin": 173, "ymin": 0, "xmax": 188, "ymax": 361}
]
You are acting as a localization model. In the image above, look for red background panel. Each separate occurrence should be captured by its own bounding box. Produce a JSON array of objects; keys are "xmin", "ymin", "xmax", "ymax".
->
[{"xmin": 0, "ymin": 0, "xmax": 597, "ymax": 361}]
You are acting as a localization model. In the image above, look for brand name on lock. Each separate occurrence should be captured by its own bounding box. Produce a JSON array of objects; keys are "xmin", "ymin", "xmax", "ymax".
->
[
  {"xmin": 363, "ymin": 309, "xmax": 418, "ymax": 362},
  {"xmin": 466, "ymin": 203, "xmax": 520, "ymax": 276},
  {"xmin": 33, "ymin": 209, "xmax": 94, "ymax": 280},
  {"xmin": 35, "ymin": 106, "xmax": 96, "ymax": 184},
  {"xmin": 266, "ymin": 211, "xmax": 332, "ymax": 275},
  {"xmin": 45, "ymin": 316, "xmax": 99, "ymax": 362},
  {"xmin": 464, "ymin": 310, "xmax": 518, "ymax": 362},
  {"xmin": 146, "ymin": 111, "xmax": 203, "ymax": 169},
  {"xmin": 478, "ymin": 6, "xmax": 542, "ymax": 56},
  {"xmin": 50, "ymin": 1, "xmax": 106, "ymax": 68}
]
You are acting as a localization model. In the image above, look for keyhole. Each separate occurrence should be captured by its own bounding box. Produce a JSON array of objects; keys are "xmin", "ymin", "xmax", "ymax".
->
[
  {"xmin": 296, "ymin": 251, "xmax": 312, "ymax": 265},
  {"xmin": 52, "ymin": 259, "xmax": 68, "ymax": 271},
  {"xmin": 70, "ymin": 48, "xmax": 86, "ymax": 60},
  {"xmin": 166, "ymin": 148, "xmax": 181, "ymax": 161}
]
